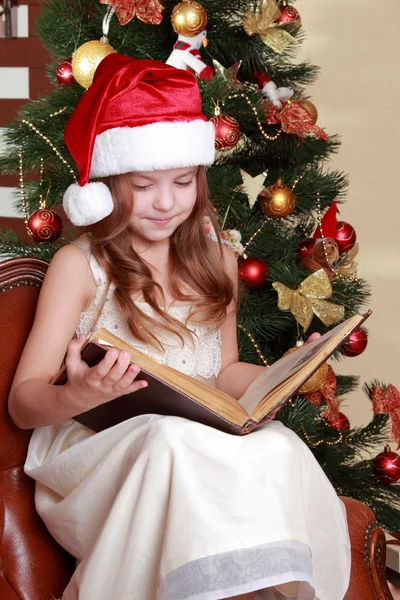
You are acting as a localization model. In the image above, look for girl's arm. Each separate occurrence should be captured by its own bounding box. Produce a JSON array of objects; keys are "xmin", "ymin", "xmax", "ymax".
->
[
  {"xmin": 8, "ymin": 244, "xmax": 96, "ymax": 428},
  {"xmin": 216, "ymin": 246, "xmax": 320, "ymax": 398},
  {"xmin": 215, "ymin": 246, "xmax": 266, "ymax": 399},
  {"xmin": 8, "ymin": 244, "xmax": 146, "ymax": 429}
]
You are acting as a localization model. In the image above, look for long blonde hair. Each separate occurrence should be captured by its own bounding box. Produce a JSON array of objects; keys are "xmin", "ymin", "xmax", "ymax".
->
[{"xmin": 87, "ymin": 166, "xmax": 235, "ymax": 351}]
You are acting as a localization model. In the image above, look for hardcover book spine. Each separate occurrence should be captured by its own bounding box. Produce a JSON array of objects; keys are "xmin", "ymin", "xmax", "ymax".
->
[{"xmin": 241, "ymin": 419, "xmax": 258, "ymax": 434}]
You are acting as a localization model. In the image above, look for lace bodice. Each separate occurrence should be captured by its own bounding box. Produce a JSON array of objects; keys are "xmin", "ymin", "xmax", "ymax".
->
[{"xmin": 74, "ymin": 234, "xmax": 222, "ymax": 383}]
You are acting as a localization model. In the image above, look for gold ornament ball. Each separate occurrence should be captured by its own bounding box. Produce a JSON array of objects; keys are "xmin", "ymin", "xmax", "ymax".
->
[
  {"xmin": 171, "ymin": 0, "xmax": 208, "ymax": 37},
  {"xmin": 299, "ymin": 362, "xmax": 329, "ymax": 394},
  {"xmin": 284, "ymin": 347, "xmax": 329, "ymax": 394},
  {"xmin": 258, "ymin": 178, "xmax": 295, "ymax": 218},
  {"xmin": 299, "ymin": 100, "xmax": 318, "ymax": 124},
  {"xmin": 72, "ymin": 39, "xmax": 117, "ymax": 89}
]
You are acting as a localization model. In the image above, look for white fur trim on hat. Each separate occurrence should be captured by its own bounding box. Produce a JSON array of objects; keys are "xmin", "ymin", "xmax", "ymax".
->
[
  {"xmin": 90, "ymin": 119, "xmax": 215, "ymax": 178},
  {"xmin": 63, "ymin": 181, "xmax": 114, "ymax": 226}
]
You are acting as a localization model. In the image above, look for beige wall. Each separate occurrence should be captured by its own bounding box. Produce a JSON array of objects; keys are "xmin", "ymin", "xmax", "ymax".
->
[{"xmin": 297, "ymin": 1, "xmax": 400, "ymax": 429}]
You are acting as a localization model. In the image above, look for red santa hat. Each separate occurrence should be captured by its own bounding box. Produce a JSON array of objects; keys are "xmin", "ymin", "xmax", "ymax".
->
[{"xmin": 63, "ymin": 54, "xmax": 215, "ymax": 226}]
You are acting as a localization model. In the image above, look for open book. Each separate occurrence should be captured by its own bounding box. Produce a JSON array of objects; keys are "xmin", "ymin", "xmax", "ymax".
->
[{"xmin": 53, "ymin": 310, "xmax": 371, "ymax": 435}]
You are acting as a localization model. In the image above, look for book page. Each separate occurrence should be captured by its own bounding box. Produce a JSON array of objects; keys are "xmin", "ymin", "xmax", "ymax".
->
[{"xmin": 238, "ymin": 313, "xmax": 369, "ymax": 416}]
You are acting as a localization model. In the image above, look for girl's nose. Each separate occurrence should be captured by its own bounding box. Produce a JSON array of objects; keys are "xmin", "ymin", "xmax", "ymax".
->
[{"xmin": 153, "ymin": 188, "xmax": 175, "ymax": 212}]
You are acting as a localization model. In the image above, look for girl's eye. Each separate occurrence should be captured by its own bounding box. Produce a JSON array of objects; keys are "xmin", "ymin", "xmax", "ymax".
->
[
  {"xmin": 133, "ymin": 184, "xmax": 151, "ymax": 191},
  {"xmin": 176, "ymin": 180, "xmax": 193, "ymax": 187}
]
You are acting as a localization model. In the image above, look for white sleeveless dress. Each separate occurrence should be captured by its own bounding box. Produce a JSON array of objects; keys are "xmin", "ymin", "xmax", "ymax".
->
[{"xmin": 24, "ymin": 235, "xmax": 351, "ymax": 600}]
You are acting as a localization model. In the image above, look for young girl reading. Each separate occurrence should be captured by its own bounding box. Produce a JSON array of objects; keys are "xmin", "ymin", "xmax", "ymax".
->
[{"xmin": 9, "ymin": 54, "xmax": 351, "ymax": 600}]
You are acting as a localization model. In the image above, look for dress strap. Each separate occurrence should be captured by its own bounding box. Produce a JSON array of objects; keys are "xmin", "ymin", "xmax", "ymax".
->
[
  {"xmin": 72, "ymin": 233, "xmax": 108, "ymax": 286},
  {"xmin": 72, "ymin": 234, "xmax": 111, "ymax": 338}
]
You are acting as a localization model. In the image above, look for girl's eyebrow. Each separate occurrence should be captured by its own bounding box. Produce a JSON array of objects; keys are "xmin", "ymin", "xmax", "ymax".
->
[
  {"xmin": 176, "ymin": 168, "xmax": 199, "ymax": 178},
  {"xmin": 133, "ymin": 168, "xmax": 198, "ymax": 180}
]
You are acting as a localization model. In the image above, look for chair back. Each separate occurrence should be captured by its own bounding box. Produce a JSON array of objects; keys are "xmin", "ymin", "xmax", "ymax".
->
[{"xmin": 0, "ymin": 257, "xmax": 74, "ymax": 600}]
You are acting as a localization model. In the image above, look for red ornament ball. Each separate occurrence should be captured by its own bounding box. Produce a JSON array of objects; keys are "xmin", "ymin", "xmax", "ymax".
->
[
  {"xmin": 335, "ymin": 221, "xmax": 356, "ymax": 253},
  {"xmin": 28, "ymin": 208, "xmax": 63, "ymax": 243},
  {"xmin": 326, "ymin": 411, "xmax": 350, "ymax": 431},
  {"xmin": 239, "ymin": 257, "xmax": 268, "ymax": 289},
  {"xmin": 212, "ymin": 114, "xmax": 240, "ymax": 151},
  {"xmin": 372, "ymin": 446, "xmax": 400, "ymax": 484},
  {"xmin": 342, "ymin": 327, "xmax": 368, "ymax": 357},
  {"xmin": 297, "ymin": 238, "xmax": 315, "ymax": 261},
  {"xmin": 56, "ymin": 59, "xmax": 74, "ymax": 85},
  {"xmin": 275, "ymin": 1, "xmax": 302, "ymax": 27}
]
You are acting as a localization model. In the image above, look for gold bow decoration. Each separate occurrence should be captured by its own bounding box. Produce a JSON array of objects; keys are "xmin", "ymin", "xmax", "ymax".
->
[
  {"xmin": 272, "ymin": 269, "xmax": 345, "ymax": 332},
  {"xmin": 100, "ymin": 0, "xmax": 163, "ymax": 26},
  {"xmin": 243, "ymin": 0, "xmax": 296, "ymax": 53}
]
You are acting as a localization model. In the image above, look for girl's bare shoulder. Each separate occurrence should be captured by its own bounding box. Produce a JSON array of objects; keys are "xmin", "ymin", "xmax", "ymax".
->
[{"xmin": 44, "ymin": 242, "xmax": 97, "ymax": 306}]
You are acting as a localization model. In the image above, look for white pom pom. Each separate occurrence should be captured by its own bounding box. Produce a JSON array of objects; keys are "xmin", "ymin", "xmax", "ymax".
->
[{"xmin": 63, "ymin": 182, "xmax": 114, "ymax": 226}]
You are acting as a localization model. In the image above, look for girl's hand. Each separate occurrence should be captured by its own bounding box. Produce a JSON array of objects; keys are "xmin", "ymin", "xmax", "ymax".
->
[
  {"xmin": 64, "ymin": 334, "xmax": 148, "ymax": 411},
  {"xmin": 305, "ymin": 332, "xmax": 321, "ymax": 345}
]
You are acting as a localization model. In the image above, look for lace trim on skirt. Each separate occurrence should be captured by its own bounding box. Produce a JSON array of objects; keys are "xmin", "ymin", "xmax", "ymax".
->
[{"xmin": 158, "ymin": 539, "xmax": 315, "ymax": 600}]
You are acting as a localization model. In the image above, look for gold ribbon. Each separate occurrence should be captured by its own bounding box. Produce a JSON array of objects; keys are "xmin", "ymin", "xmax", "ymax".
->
[
  {"xmin": 243, "ymin": 0, "xmax": 295, "ymax": 53},
  {"xmin": 272, "ymin": 269, "xmax": 345, "ymax": 332}
]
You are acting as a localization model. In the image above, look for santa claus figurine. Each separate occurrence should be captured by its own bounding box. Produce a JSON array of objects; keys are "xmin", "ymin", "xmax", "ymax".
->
[
  {"xmin": 255, "ymin": 72, "xmax": 294, "ymax": 109},
  {"xmin": 166, "ymin": 29, "xmax": 214, "ymax": 81}
]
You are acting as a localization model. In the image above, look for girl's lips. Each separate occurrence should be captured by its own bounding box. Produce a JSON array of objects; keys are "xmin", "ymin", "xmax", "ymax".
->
[{"xmin": 149, "ymin": 218, "xmax": 172, "ymax": 227}]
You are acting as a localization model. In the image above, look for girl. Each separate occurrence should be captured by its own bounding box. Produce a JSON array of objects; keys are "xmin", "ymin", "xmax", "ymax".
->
[{"xmin": 9, "ymin": 54, "xmax": 351, "ymax": 600}]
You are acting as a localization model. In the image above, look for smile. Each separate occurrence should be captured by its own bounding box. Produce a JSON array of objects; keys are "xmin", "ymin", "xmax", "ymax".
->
[{"xmin": 149, "ymin": 218, "xmax": 173, "ymax": 227}]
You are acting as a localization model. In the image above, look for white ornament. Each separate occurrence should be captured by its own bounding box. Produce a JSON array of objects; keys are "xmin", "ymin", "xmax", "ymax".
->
[
  {"xmin": 261, "ymin": 80, "xmax": 294, "ymax": 109},
  {"xmin": 221, "ymin": 229, "xmax": 244, "ymax": 255},
  {"xmin": 166, "ymin": 30, "xmax": 211, "ymax": 78}
]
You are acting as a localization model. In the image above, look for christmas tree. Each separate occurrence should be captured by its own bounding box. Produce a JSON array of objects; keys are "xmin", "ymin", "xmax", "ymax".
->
[{"xmin": 1, "ymin": 0, "xmax": 399, "ymax": 529}]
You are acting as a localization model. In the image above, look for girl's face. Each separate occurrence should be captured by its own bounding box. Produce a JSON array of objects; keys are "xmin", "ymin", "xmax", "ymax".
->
[{"xmin": 128, "ymin": 167, "xmax": 198, "ymax": 247}]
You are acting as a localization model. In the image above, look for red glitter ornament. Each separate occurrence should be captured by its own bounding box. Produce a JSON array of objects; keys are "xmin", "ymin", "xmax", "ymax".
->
[
  {"xmin": 342, "ymin": 327, "xmax": 368, "ymax": 357},
  {"xmin": 335, "ymin": 221, "xmax": 357, "ymax": 253},
  {"xmin": 326, "ymin": 411, "xmax": 350, "ymax": 431},
  {"xmin": 297, "ymin": 238, "xmax": 315, "ymax": 261},
  {"xmin": 28, "ymin": 208, "xmax": 62, "ymax": 243},
  {"xmin": 56, "ymin": 59, "xmax": 74, "ymax": 85},
  {"xmin": 372, "ymin": 446, "xmax": 400, "ymax": 484},
  {"xmin": 239, "ymin": 257, "xmax": 268, "ymax": 289},
  {"xmin": 211, "ymin": 114, "xmax": 240, "ymax": 151},
  {"xmin": 275, "ymin": 1, "xmax": 301, "ymax": 27}
]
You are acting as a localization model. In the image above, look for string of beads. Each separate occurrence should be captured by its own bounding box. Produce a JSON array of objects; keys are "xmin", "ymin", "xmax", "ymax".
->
[
  {"xmin": 302, "ymin": 424, "xmax": 343, "ymax": 447},
  {"xmin": 227, "ymin": 92, "xmax": 282, "ymax": 141},
  {"xmin": 17, "ymin": 147, "xmax": 32, "ymax": 236},
  {"xmin": 21, "ymin": 119, "xmax": 77, "ymax": 182},
  {"xmin": 238, "ymin": 324, "xmax": 268, "ymax": 367}
]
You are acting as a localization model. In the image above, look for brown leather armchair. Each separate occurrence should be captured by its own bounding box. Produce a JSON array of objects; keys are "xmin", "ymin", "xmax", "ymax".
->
[{"xmin": 0, "ymin": 257, "xmax": 394, "ymax": 600}]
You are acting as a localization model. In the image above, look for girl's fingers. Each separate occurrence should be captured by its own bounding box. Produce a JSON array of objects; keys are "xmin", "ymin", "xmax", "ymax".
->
[
  {"xmin": 65, "ymin": 334, "xmax": 87, "ymax": 370},
  {"xmin": 124, "ymin": 379, "xmax": 148, "ymax": 395},
  {"xmin": 306, "ymin": 332, "xmax": 321, "ymax": 344},
  {"xmin": 112, "ymin": 363, "xmax": 141, "ymax": 393},
  {"xmin": 89, "ymin": 348, "xmax": 120, "ymax": 380},
  {"xmin": 101, "ymin": 351, "xmax": 132, "ymax": 385}
]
